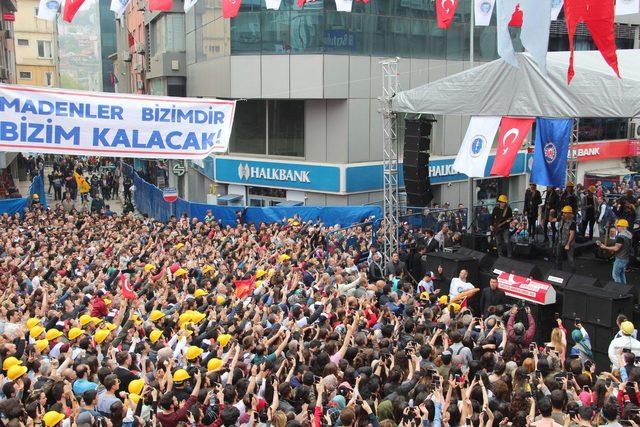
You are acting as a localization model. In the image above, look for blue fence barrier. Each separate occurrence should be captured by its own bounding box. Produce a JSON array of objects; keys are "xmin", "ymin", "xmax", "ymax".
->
[
  {"xmin": 0, "ymin": 170, "xmax": 47, "ymax": 215},
  {"xmin": 124, "ymin": 163, "xmax": 382, "ymax": 226}
]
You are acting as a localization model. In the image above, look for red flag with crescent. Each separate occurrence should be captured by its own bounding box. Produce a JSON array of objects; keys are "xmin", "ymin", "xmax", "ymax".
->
[
  {"xmin": 234, "ymin": 276, "xmax": 256, "ymax": 299},
  {"xmin": 222, "ymin": 0, "xmax": 242, "ymax": 17},
  {"xmin": 121, "ymin": 274, "xmax": 136, "ymax": 299},
  {"xmin": 436, "ymin": 0, "xmax": 458, "ymax": 29},
  {"xmin": 490, "ymin": 117, "xmax": 534, "ymax": 177}
]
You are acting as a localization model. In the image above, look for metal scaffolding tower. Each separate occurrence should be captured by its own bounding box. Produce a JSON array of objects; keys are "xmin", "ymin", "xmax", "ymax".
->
[
  {"xmin": 380, "ymin": 58, "xmax": 400, "ymax": 262},
  {"xmin": 566, "ymin": 118, "xmax": 580, "ymax": 185}
]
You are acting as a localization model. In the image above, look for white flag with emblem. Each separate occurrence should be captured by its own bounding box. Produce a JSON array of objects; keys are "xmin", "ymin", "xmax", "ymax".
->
[
  {"xmin": 184, "ymin": 0, "xmax": 198, "ymax": 12},
  {"xmin": 616, "ymin": 0, "xmax": 639, "ymax": 15},
  {"xmin": 452, "ymin": 116, "xmax": 501, "ymax": 178},
  {"xmin": 474, "ymin": 0, "xmax": 495, "ymax": 26},
  {"xmin": 37, "ymin": 0, "xmax": 61, "ymax": 20},
  {"xmin": 335, "ymin": 0, "xmax": 353, "ymax": 12},
  {"xmin": 550, "ymin": 0, "xmax": 563, "ymax": 20},
  {"xmin": 110, "ymin": 0, "xmax": 131, "ymax": 17},
  {"xmin": 265, "ymin": 0, "xmax": 282, "ymax": 10}
]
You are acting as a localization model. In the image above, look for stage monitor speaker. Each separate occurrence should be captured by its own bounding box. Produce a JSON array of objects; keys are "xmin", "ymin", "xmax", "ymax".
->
[
  {"xmin": 457, "ymin": 247, "xmax": 494, "ymax": 272},
  {"xmin": 403, "ymin": 119, "xmax": 433, "ymax": 207},
  {"xmin": 423, "ymin": 252, "xmax": 479, "ymax": 292},
  {"xmin": 527, "ymin": 302, "xmax": 562, "ymax": 344},
  {"xmin": 491, "ymin": 257, "xmax": 541, "ymax": 280},
  {"xmin": 603, "ymin": 281, "xmax": 635, "ymax": 300},
  {"xmin": 563, "ymin": 284, "xmax": 634, "ymax": 328},
  {"xmin": 544, "ymin": 270, "xmax": 573, "ymax": 293},
  {"xmin": 567, "ymin": 273, "xmax": 601, "ymax": 289}
]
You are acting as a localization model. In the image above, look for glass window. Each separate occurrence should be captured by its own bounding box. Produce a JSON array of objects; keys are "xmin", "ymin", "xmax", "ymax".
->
[
  {"xmin": 349, "ymin": 13, "xmax": 370, "ymax": 55},
  {"xmin": 186, "ymin": 31, "xmax": 196, "ymax": 64},
  {"xmin": 230, "ymin": 100, "xmax": 267, "ymax": 155},
  {"xmin": 445, "ymin": 22, "xmax": 466, "ymax": 60},
  {"xmin": 427, "ymin": 19, "xmax": 446, "ymax": 59},
  {"xmin": 19, "ymin": 71, "xmax": 31, "ymax": 79},
  {"xmin": 166, "ymin": 14, "xmax": 186, "ymax": 52},
  {"xmin": 324, "ymin": 12, "xmax": 354, "ymax": 54},
  {"xmin": 230, "ymin": 12, "xmax": 261, "ymax": 53},
  {"xmin": 390, "ymin": 17, "xmax": 411, "ymax": 57},
  {"xmin": 370, "ymin": 15, "xmax": 390, "ymax": 56},
  {"xmin": 45, "ymin": 72, "xmax": 52, "ymax": 86},
  {"xmin": 197, "ymin": 19, "xmax": 227, "ymax": 61},
  {"xmin": 410, "ymin": 18, "xmax": 428, "ymax": 58},
  {"xmin": 37, "ymin": 41, "xmax": 52, "ymax": 58},
  {"xmin": 578, "ymin": 118, "xmax": 629, "ymax": 142},
  {"xmin": 17, "ymin": 39, "xmax": 28, "ymax": 46},
  {"xmin": 268, "ymin": 100, "xmax": 304, "ymax": 157},
  {"xmin": 475, "ymin": 25, "xmax": 497, "ymax": 60},
  {"xmin": 261, "ymin": 11, "xmax": 291, "ymax": 53},
  {"xmin": 289, "ymin": 11, "xmax": 323, "ymax": 53}
]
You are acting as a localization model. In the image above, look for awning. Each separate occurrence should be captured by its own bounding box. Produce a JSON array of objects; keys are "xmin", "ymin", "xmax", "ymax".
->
[
  {"xmin": 584, "ymin": 167, "xmax": 633, "ymax": 177},
  {"xmin": 276, "ymin": 200, "xmax": 304, "ymax": 206},
  {"xmin": 217, "ymin": 194, "xmax": 243, "ymax": 203},
  {"xmin": 392, "ymin": 50, "xmax": 640, "ymax": 118}
]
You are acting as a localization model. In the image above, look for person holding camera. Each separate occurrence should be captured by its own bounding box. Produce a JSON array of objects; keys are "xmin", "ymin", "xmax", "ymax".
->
[{"xmin": 506, "ymin": 305, "xmax": 536, "ymax": 360}]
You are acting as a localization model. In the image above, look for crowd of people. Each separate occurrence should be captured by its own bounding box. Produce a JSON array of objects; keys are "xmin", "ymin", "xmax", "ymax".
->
[{"xmin": 1, "ymin": 162, "xmax": 640, "ymax": 427}]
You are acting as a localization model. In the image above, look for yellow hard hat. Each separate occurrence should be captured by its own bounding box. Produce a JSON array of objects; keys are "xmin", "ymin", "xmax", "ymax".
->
[
  {"xmin": 143, "ymin": 264, "xmax": 155, "ymax": 272},
  {"xmin": 149, "ymin": 329, "xmax": 163, "ymax": 344},
  {"xmin": 30, "ymin": 325, "xmax": 45, "ymax": 339},
  {"xmin": 622, "ymin": 321, "xmax": 635, "ymax": 335},
  {"xmin": 278, "ymin": 254, "xmax": 291, "ymax": 263},
  {"xmin": 26, "ymin": 318, "xmax": 41, "ymax": 330},
  {"xmin": 128, "ymin": 378, "xmax": 144, "ymax": 395},
  {"xmin": 561, "ymin": 206, "xmax": 573, "ymax": 214},
  {"xmin": 174, "ymin": 268, "xmax": 188, "ymax": 277},
  {"xmin": 68, "ymin": 327, "xmax": 85, "ymax": 341},
  {"xmin": 103, "ymin": 298, "xmax": 112, "ymax": 306},
  {"xmin": 79, "ymin": 314, "xmax": 93, "ymax": 327},
  {"xmin": 256, "ymin": 269, "xmax": 267, "ymax": 279},
  {"xmin": 130, "ymin": 314, "xmax": 142, "ymax": 325},
  {"xmin": 191, "ymin": 311, "xmax": 206, "ymax": 324},
  {"xmin": 178, "ymin": 311, "xmax": 194, "ymax": 325},
  {"xmin": 149, "ymin": 310, "xmax": 165, "ymax": 322},
  {"xmin": 103, "ymin": 322, "xmax": 117, "ymax": 331},
  {"xmin": 34, "ymin": 339, "xmax": 49, "ymax": 353},
  {"xmin": 438, "ymin": 295, "xmax": 449, "ymax": 305},
  {"xmin": 616, "ymin": 219, "xmax": 629, "ymax": 228},
  {"xmin": 173, "ymin": 369, "xmax": 191, "ymax": 382},
  {"xmin": 33, "ymin": 193, "xmax": 39, "ymax": 200},
  {"xmin": 186, "ymin": 346, "xmax": 204, "ymax": 361},
  {"xmin": 90, "ymin": 317, "xmax": 103, "ymax": 326},
  {"xmin": 194, "ymin": 289, "xmax": 209, "ymax": 298},
  {"xmin": 3, "ymin": 356, "xmax": 21, "ymax": 371},
  {"xmin": 43, "ymin": 411, "xmax": 65, "ymax": 427},
  {"xmin": 94, "ymin": 329, "xmax": 110, "ymax": 344},
  {"xmin": 420, "ymin": 291, "xmax": 430, "ymax": 301},
  {"xmin": 174, "ymin": 243, "xmax": 185, "ymax": 250},
  {"xmin": 217, "ymin": 334, "xmax": 231, "ymax": 347},
  {"xmin": 448, "ymin": 303, "xmax": 461, "ymax": 314},
  {"xmin": 129, "ymin": 393, "xmax": 141, "ymax": 405},
  {"xmin": 497, "ymin": 195, "xmax": 508, "ymax": 203},
  {"xmin": 45, "ymin": 329, "xmax": 63, "ymax": 341},
  {"xmin": 202, "ymin": 264, "xmax": 213, "ymax": 274},
  {"xmin": 7, "ymin": 364, "xmax": 27, "ymax": 381},
  {"xmin": 207, "ymin": 358, "xmax": 223, "ymax": 372},
  {"xmin": 216, "ymin": 295, "xmax": 226, "ymax": 305},
  {"xmin": 589, "ymin": 185, "xmax": 596, "ymax": 193},
  {"xmin": 566, "ymin": 181, "xmax": 574, "ymax": 187}
]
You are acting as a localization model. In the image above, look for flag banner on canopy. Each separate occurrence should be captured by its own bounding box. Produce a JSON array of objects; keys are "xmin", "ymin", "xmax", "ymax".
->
[
  {"xmin": 615, "ymin": 0, "xmax": 639, "ymax": 15},
  {"xmin": 565, "ymin": 0, "xmax": 619, "ymax": 83},
  {"xmin": 265, "ymin": 0, "xmax": 282, "ymax": 9},
  {"xmin": 149, "ymin": 0, "xmax": 173, "ymax": 11},
  {"xmin": 110, "ymin": 0, "xmax": 130, "ymax": 17},
  {"xmin": 530, "ymin": 118, "xmax": 573, "ymax": 187},
  {"xmin": 452, "ymin": 116, "xmax": 501, "ymax": 178},
  {"xmin": 490, "ymin": 117, "xmax": 534, "ymax": 177},
  {"xmin": 474, "ymin": 0, "xmax": 495, "ymax": 26},
  {"xmin": 37, "ymin": 0, "xmax": 60, "ymax": 20},
  {"xmin": 335, "ymin": 0, "xmax": 353, "ymax": 11},
  {"xmin": 551, "ymin": 0, "xmax": 563, "ymax": 19},
  {"xmin": 184, "ymin": 0, "xmax": 198, "ymax": 12},
  {"xmin": 222, "ymin": 0, "xmax": 242, "ymax": 17},
  {"xmin": 0, "ymin": 85, "xmax": 236, "ymax": 159},
  {"xmin": 63, "ymin": 0, "xmax": 87, "ymax": 22},
  {"xmin": 436, "ymin": 0, "xmax": 459, "ymax": 29},
  {"xmin": 497, "ymin": 0, "xmax": 519, "ymax": 66}
]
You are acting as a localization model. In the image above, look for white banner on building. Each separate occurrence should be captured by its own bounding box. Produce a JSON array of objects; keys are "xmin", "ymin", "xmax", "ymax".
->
[
  {"xmin": 474, "ymin": 0, "xmax": 495, "ymax": 26},
  {"xmin": 0, "ymin": 84, "xmax": 236, "ymax": 159},
  {"xmin": 615, "ymin": 0, "xmax": 640, "ymax": 15},
  {"xmin": 37, "ymin": 0, "xmax": 61, "ymax": 20},
  {"xmin": 452, "ymin": 116, "xmax": 501, "ymax": 178},
  {"xmin": 265, "ymin": 0, "xmax": 282, "ymax": 9},
  {"xmin": 335, "ymin": 0, "xmax": 353, "ymax": 12},
  {"xmin": 184, "ymin": 0, "xmax": 198, "ymax": 12},
  {"xmin": 110, "ymin": 0, "xmax": 131, "ymax": 17}
]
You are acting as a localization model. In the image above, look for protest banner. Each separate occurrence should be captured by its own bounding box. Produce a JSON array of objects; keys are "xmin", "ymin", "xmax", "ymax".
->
[{"xmin": 0, "ymin": 84, "xmax": 236, "ymax": 159}]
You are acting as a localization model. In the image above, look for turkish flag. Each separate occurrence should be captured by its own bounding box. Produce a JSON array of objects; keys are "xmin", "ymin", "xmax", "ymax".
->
[
  {"xmin": 222, "ymin": 0, "xmax": 242, "ymax": 17},
  {"xmin": 233, "ymin": 276, "xmax": 255, "ymax": 299},
  {"xmin": 490, "ymin": 117, "xmax": 534, "ymax": 177},
  {"xmin": 564, "ymin": 0, "xmax": 619, "ymax": 83},
  {"xmin": 508, "ymin": 3, "xmax": 523, "ymax": 26},
  {"xmin": 436, "ymin": 0, "xmax": 459, "ymax": 29},
  {"xmin": 149, "ymin": 0, "xmax": 172, "ymax": 11},
  {"xmin": 62, "ymin": 0, "xmax": 86, "ymax": 22},
  {"xmin": 121, "ymin": 274, "xmax": 136, "ymax": 299}
]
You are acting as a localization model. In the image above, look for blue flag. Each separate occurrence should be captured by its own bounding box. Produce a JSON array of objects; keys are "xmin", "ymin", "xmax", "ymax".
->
[{"xmin": 530, "ymin": 118, "xmax": 572, "ymax": 187}]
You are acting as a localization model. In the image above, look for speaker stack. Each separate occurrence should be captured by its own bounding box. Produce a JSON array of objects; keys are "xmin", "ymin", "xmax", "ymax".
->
[
  {"xmin": 562, "ymin": 274, "xmax": 634, "ymax": 369},
  {"xmin": 423, "ymin": 252, "xmax": 479, "ymax": 294},
  {"xmin": 403, "ymin": 118, "xmax": 433, "ymax": 207}
]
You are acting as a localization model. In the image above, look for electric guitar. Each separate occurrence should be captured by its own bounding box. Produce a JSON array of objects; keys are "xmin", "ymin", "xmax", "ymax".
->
[{"xmin": 594, "ymin": 229, "xmax": 614, "ymax": 261}]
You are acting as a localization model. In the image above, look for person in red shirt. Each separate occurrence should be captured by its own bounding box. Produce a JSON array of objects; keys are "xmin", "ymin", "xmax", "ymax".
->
[
  {"xmin": 157, "ymin": 371, "xmax": 202, "ymax": 427},
  {"xmin": 90, "ymin": 291, "xmax": 109, "ymax": 318}
]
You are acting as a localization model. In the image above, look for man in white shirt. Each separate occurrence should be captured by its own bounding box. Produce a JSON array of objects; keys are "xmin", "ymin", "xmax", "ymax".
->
[
  {"xmin": 608, "ymin": 321, "xmax": 640, "ymax": 369},
  {"xmin": 448, "ymin": 269, "xmax": 478, "ymax": 302}
]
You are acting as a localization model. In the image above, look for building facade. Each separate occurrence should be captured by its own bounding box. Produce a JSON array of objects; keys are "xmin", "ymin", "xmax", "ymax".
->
[
  {"xmin": 0, "ymin": 0, "xmax": 16, "ymax": 85},
  {"xmin": 136, "ymin": 0, "xmax": 638, "ymax": 208},
  {"xmin": 13, "ymin": 0, "xmax": 56, "ymax": 87},
  {"xmin": 57, "ymin": 0, "xmax": 116, "ymax": 91}
]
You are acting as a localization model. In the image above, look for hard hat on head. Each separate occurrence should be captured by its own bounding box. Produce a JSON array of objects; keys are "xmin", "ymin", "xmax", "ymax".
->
[
  {"xmin": 186, "ymin": 346, "xmax": 204, "ymax": 360},
  {"xmin": 3, "ymin": 356, "xmax": 21, "ymax": 371},
  {"xmin": 561, "ymin": 206, "xmax": 573, "ymax": 214},
  {"xmin": 26, "ymin": 318, "xmax": 41, "ymax": 330},
  {"xmin": 94, "ymin": 329, "xmax": 110, "ymax": 344},
  {"xmin": 566, "ymin": 182, "xmax": 574, "ymax": 188},
  {"xmin": 194, "ymin": 289, "xmax": 208, "ymax": 298},
  {"xmin": 7, "ymin": 364, "xmax": 27, "ymax": 381},
  {"xmin": 149, "ymin": 329, "xmax": 163, "ymax": 344},
  {"xmin": 43, "ymin": 411, "xmax": 65, "ymax": 427},
  {"xmin": 616, "ymin": 219, "xmax": 629, "ymax": 228},
  {"xmin": 79, "ymin": 314, "xmax": 93, "ymax": 327},
  {"xmin": 589, "ymin": 185, "xmax": 596, "ymax": 193},
  {"xmin": 173, "ymin": 369, "xmax": 191, "ymax": 382},
  {"xmin": 68, "ymin": 327, "xmax": 85, "ymax": 341},
  {"xmin": 45, "ymin": 328, "xmax": 63, "ymax": 341},
  {"xmin": 498, "ymin": 195, "xmax": 508, "ymax": 203},
  {"xmin": 128, "ymin": 379, "xmax": 144, "ymax": 395},
  {"xmin": 149, "ymin": 310, "xmax": 165, "ymax": 322},
  {"xmin": 621, "ymin": 321, "xmax": 635, "ymax": 336},
  {"xmin": 207, "ymin": 358, "xmax": 223, "ymax": 372}
]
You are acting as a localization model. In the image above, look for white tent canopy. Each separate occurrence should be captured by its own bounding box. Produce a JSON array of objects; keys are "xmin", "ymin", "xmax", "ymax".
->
[{"xmin": 392, "ymin": 50, "xmax": 640, "ymax": 118}]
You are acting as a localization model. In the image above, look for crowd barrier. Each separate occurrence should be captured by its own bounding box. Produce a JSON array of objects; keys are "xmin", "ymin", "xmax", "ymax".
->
[
  {"xmin": 124, "ymin": 163, "xmax": 382, "ymax": 227},
  {"xmin": 0, "ymin": 171, "xmax": 47, "ymax": 215}
]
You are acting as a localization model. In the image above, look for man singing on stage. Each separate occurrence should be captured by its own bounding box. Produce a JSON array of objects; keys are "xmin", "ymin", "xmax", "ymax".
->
[
  {"xmin": 491, "ymin": 195, "xmax": 513, "ymax": 258},
  {"xmin": 524, "ymin": 183, "xmax": 542, "ymax": 239},
  {"xmin": 556, "ymin": 206, "xmax": 577, "ymax": 272}
]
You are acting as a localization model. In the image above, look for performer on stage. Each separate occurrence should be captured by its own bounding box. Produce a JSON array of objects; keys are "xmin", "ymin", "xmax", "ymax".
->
[
  {"xmin": 560, "ymin": 182, "xmax": 578, "ymax": 215},
  {"xmin": 556, "ymin": 206, "xmax": 577, "ymax": 272},
  {"xmin": 597, "ymin": 219, "xmax": 632, "ymax": 284},
  {"xmin": 491, "ymin": 195, "xmax": 513, "ymax": 257},
  {"xmin": 542, "ymin": 186, "xmax": 560, "ymax": 244},
  {"xmin": 524, "ymin": 183, "xmax": 542, "ymax": 239},
  {"xmin": 580, "ymin": 185, "xmax": 596, "ymax": 240}
]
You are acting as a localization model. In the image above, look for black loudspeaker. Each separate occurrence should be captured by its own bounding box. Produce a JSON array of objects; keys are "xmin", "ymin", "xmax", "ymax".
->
[
  {"xmin": 544, "ymin": 270, "xmax": 573, "ymax": 294},
  {"xmin": 492, "ymin": 257, "xmax": 542, "ymax": 280},
  {"xmin": 603, "ymin": 281, "xmax": 635, "ymax": 299},
  {"xmin": 593, "ymin": 351, "xmax": 611, "ymax": 374},
  {"xmin": 513, "ymin": 241, "xmax": 534, "ymax": 256},
  {"xmin": 567, "ymin": 273, "xmax": 601, "ymax": 289},
  {"xmin": 404, "ymin": 119, "xmax": 433, "ymax": 207},
  {"xmin": 563, "ymin": 282, "xmax": 634, "ymax": 328},
  {"xmin": 457, "ymin": 247, "xmax": 494, "ymax": 272},
  {"xmin": 423, "ymin": 252, "xmax": 479, "ymax": 292}
]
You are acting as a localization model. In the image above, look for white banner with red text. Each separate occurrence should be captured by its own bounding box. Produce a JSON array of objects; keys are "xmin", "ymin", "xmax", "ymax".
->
[{"xmin": 495, "ymin": 271, "xmax": 557, "ymax": 305}]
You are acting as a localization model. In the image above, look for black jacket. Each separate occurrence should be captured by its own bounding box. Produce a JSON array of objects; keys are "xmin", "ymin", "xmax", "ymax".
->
[{"xmin": 524, "ymin": 189, "xmax": 542, "ymax": 217}]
